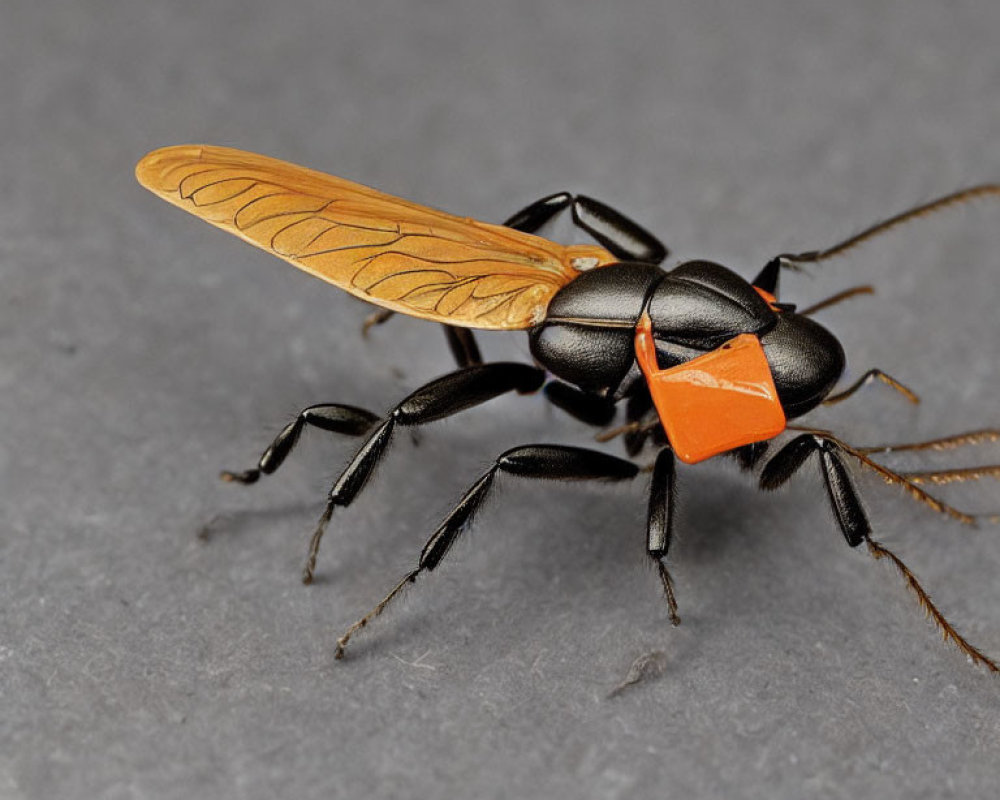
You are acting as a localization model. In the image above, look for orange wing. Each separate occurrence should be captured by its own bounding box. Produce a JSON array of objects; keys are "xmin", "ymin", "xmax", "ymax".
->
[{"xmin": 135, "ymin": 145, "xmax": 617, "ymax": 329}]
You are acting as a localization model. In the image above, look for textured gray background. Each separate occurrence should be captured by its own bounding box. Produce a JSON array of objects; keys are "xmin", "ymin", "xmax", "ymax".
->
[{"xmin": 3, "ymin": 0, "xmax": 1000, "ymax": 798}]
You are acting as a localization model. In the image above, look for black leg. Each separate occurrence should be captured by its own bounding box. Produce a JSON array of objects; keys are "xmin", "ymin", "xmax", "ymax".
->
[
  {"xmin": 572, "ymin": 196, "xmax": 668, "ymax": 264},
  {"xmin": 760, "ymin": 432, "xmax": 999, "ymax": 671},
  {"xmin": 751, "ymin": 257, "xmax": 785, "ymax": 296},
  {"xmin": 503, "ymin": 192, "xmax": 669, "ymax": 264},
  {"xmin": 624, "ymin": 388, "xmax": 662, "ymax": 456},
  {"xmin": 543, "ymin": 380, "xmax": 617, "ymax": 427},
  {"xmin": 502, "ymin": 191, "xmax": 573, "ymax": 231},
  {"xmin": 593, "ymin": 388, "xmax": 663, "ymax": 457},
  {"xmin": 360, "ymin": 309, "xmax": 482, "ymax": 369},
  {"xmin": 777, "ymin": 429, "xmax": 987, "ymax": 525},
  {"xmin": 221, "ymin": 404, "xmax": 381, "ymax": 485},
  {"xmin": 303, "ymin": 362, "xmax": 546, "ymax": 583},
  {"xmin": 760, "ymin": 434, "xmax": 870, "ymax": 546},
  {"xmin": 334, "ymin": 444, "xmax": 640, "ymax": 658},
  {"xmin": 443, "ymin": 326, "xmax": 483, "ymax": 368},
  {"xmin": 425, "ymin": 195, "xmax": 592, "ymax": 369},
  {"xmin": 647, "ymin": 448, "xmax": 680, "ymax": 625}
]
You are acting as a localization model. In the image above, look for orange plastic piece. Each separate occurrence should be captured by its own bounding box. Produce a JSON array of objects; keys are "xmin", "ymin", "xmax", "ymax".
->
[{"xmin": 634, "ymin": 314, "xmax": 786, "ymax": 464}]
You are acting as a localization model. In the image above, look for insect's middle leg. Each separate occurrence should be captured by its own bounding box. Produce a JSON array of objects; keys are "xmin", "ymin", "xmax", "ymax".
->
[
  {"xmin": 303, "ymin": 362, "xmax": 546, "ymax": 584},
  {"xmin": 543, "ymin": 380, "xmax": 617, "ymax": 427},
  {"xmin": 647, "ymin": 448, "xmax": 681, "ymax": 625},
  {"xmin": 334, "ymin": 444, "xmax": 640, "ymax": 658},
  {"xmin": 593, "ymin": 387, "xmax": 665, "ymax": 457}
]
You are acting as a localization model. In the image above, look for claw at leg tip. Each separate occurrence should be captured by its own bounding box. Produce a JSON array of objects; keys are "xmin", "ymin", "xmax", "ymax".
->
[{"xmin": 220, "ymin": 469, "xmax": 258, "ymax": 484}]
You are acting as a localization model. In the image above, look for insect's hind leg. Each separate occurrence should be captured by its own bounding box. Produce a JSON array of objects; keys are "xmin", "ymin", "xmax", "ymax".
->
[
  {"xmin": 303, "ymin": 362, "xmax": 546, "ymax": 584},
  {"xmin": 503, "ymin": 192, "xmax": 669, "ymax": 264},
  {"xmin": 334, "ymin": 444, "xmax": 639, "ymax": 658},
  {"xmin": 439, "ymin": 192, "xmax": 668, "ymax": 365},
  {"xmin": 760, "ymin": 432, "xmax": 999, "ymax": 672},
  {"xmin": 364, "ymin": 192, "xmax": 668, "ymax": 368}
]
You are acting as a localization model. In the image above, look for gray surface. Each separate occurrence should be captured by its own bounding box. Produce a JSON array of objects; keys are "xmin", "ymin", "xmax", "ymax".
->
[{"xmin": 3, "ymin": 0, "xmax": 1000, "ymax": 798}]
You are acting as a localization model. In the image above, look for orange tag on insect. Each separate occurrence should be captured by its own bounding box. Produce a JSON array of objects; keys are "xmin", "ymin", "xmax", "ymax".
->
[{"xmin": 635, "ymin": 314, "xmax": 786, "ymax": 464}]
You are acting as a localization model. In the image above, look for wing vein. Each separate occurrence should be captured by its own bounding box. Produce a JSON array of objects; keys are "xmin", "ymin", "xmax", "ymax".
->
[{"xmin": 136, "ymin": 145, "xmax": 608, "ymax": 330}]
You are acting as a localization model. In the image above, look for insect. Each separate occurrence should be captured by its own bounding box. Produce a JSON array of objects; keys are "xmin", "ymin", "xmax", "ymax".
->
[{"xmin": 136, "ymin": 145, "xmax": 1000, "ymax": 666}]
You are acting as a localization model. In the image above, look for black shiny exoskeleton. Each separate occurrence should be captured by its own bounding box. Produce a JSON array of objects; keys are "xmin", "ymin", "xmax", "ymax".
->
[
  {"xmin": 531, "ymin": 258, "xmax": 844, "ymax": 419},
  {"xmin": 222, "ymin": 186, "xmax": 1000, "ymax": 670}
]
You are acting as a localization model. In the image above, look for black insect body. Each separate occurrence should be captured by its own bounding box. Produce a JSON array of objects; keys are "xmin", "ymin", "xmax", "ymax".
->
[
  {"xmin": 531, "ymin": 258, "xmax": 845, "ymax": 414},
  {"xmin": 136, "ymin": 146, "xmax": 1000, "ymax": 669}
]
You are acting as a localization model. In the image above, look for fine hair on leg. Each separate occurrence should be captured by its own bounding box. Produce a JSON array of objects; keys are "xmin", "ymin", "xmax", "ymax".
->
[
  {"xmin": 761, "ymin": 431, "xmax": 1000, "ymax": 671},
  {"xmin": 335, "ymin": 444, "xmax": 639, "ymax": 658}
]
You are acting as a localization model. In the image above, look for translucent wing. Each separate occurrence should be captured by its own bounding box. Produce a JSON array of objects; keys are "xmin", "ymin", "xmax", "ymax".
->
[{"xmin": 136, "ymin": 145, "xmax": 617, "ymax": 329}]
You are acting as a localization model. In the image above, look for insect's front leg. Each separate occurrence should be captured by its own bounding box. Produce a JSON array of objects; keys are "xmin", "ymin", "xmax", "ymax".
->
[
  {"xmin": 759, "ymin": 432, "xmax": 1000, "ymax": 672},
  {"xmin": 760, "ymin": 434, "xmax": 869, "ymax": 546}
]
